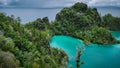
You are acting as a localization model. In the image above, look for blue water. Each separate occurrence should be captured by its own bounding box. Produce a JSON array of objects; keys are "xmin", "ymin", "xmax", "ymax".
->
[
  {"xmin": 97, "ymin": 8, "xmax": 120, "ymax": 17},
  {"xmin": 50, "ymin": 32, "xmax": 120, "ymax": 68},
  {"xmin": 0, "ymin": 8, "xmax": 61, "ymax": 23},
  {"xmin": 0, "ymin": 8, "xmax": 120, "ymax": 24},
  {"xmin": 111, "ymin": 31, "xmax": 120, "ymax": 40}
]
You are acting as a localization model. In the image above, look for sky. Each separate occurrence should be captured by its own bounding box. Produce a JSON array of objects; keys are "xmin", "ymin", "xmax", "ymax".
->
[{"xmin": 0, "ymin": 0, "xmax": 120, "ymax": 8}]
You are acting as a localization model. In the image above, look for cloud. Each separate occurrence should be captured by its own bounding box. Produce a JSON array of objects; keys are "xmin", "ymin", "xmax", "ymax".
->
[
  {"xmin": 87, "ymin": 0, "xmax": 120, "ymax": 6},
  {"xmin": 0, "ymin": 0, "xmax": 10, "ymax": 5},
  {"xmin": 17, "ymin": 0, "xmax": 78, "ymax": 7},
  {"xmin": 0, "ymin": 0, "xmax": 120, "ymax": 8},
  {"xmin": 0, "ymin": 0, "xmax": 19, "ymax": 5},
  {"xmin": 0, "ymin": 0, "xmax": 77, "ymax": 8}
]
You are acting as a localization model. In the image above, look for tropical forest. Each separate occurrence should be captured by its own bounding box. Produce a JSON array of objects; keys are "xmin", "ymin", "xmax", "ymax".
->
[{"xmin": 0, "ymin": 2, "xmax": 120, "ymax": 68}]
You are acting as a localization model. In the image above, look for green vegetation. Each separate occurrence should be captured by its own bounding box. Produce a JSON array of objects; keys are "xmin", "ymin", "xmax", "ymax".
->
[
  {"xmin": 0, "ymin": 2, "xmax": 120, "ymax": 68},
  {"xmin": 50, "ymin": 2, "xmax": 119, "ymax": 44},
  {"xmin": 102, "ymin": 14, "xmax": 120, "ymax": 31},
  {"xmin": 0, "ymin": 13, "xmax": 68, "ymax": 68},
  {"xmin": 0, "ymin": 51, "xmax": 20, "ymax": 68}
]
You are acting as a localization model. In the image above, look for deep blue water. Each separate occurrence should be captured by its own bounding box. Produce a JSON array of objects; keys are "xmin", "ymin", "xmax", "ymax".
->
[
  {"xmin": 0, "ymin": 7, "xmax": 120, "ymax": 24},
  {"xmin": 50, "ymin": 31, "xmax": 120, "ymax": 68}
]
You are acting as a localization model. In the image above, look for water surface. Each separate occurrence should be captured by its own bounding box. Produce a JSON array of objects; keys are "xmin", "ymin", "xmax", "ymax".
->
[
  {"xmin": 50, "ymin": 34, "xmax": 120, "ymax": 68},
  {"xmin": 111, "ymin": 31, "xmax": 120, "ymax": 40},
  {"xmin": 0, "ymin": 7, "xmax": 120, "ymax": 24},
  {"xmin": 0, "ymin": 8, "xmax": 61, "ymax": 23}
]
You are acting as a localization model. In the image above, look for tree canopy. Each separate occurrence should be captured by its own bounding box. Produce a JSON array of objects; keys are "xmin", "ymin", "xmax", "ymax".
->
[{"xmin": 0, "ymin": 2, "xmax": 120, "ymax": 68}]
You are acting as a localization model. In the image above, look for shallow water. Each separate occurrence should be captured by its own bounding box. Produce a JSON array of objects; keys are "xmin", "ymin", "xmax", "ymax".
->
[
  {"xmin": 50, "ymin": 33, "xmax": 120, "ymax": 68},
  {"xmin": 111, "ymin": 31, "xmax": 120, "ymax": 40}
]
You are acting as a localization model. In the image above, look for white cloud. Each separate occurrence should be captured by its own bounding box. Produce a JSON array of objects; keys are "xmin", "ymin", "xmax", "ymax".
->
[
  {"xmin": 0, "ymin": 0, "xmax": 9, "ymax": 5},
  {"xmin": 88, "ymin": 0, "xmax": 97, "ymax": 5},
  {"xmin": 0, "ymin": 0, "xmax": 19, "ymax": 5},
  {"xmin": 87, "ymin": 0, "xmax": 120, "ymax": 6}
]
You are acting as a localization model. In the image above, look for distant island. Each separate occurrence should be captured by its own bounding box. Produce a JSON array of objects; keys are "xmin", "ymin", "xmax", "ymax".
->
[{"xmin": 0, "ymin": 2, "xmax": 120, "ymax": 68}]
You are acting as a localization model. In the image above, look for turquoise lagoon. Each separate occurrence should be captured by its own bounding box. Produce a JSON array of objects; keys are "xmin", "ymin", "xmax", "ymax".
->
[
  {"xmin": 50, "ymin": 31, "xmax": 120, "ymax": 68},
  {"xmin": 111, "ymin": 31, "xmax": 120, "ymax": 40}
]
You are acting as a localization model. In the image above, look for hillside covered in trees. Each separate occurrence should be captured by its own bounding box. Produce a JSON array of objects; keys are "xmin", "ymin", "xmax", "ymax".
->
[
  {"xmin": 0, "ymin": 13, "xmax": 68, "ymax": 68},
  {"xmin": 0, "ymin": 2, "xmax": 120, "ymax": 68},
  {"xmin": 49, "ymin": 3, "xmax": 120, "ymax": 44}
]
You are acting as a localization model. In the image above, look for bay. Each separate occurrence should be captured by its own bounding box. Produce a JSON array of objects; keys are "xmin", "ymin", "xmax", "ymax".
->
[
  {"xmin": 50, "ymin": 32, "xmax": 120, "ymax": 68},
  {"xmin": 1, "ymin": 6, "xmax": 120, "ymax": 68}
]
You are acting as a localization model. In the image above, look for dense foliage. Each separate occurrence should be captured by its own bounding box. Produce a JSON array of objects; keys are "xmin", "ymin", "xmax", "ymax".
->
[
  {"xmin": 0, "ymin": 13, "xmax": 68, "ymax": 68},
  {"xmin": 102, "ymin": 14, "xmax": 120, "ymax": 31},
  {"xmin": 0, "ymin": 2, "xmax": 120, "ymax": 68},
  {"xmin": 50, "ymin": 2, "xmax": 119, "ymax": 44}
]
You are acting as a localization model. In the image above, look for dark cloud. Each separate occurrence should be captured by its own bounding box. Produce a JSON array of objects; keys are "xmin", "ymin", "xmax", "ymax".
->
[{"xmin": 0, "ymin": 0, "xmax": 120, "ymax": 8}]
